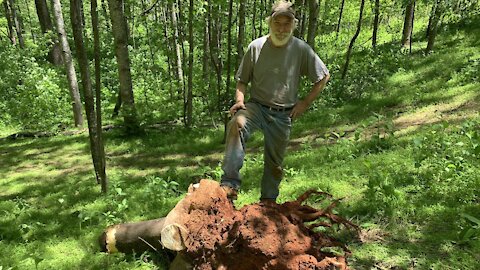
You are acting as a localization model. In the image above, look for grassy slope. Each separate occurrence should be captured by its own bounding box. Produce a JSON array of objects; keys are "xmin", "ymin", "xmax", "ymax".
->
[{"xmin": 1, "ymin": 18, "xmax": 479, "ymax": 270}]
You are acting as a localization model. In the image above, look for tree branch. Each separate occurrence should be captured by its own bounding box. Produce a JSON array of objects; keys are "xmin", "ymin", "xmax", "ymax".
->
[{"xmin": 141, "ymin": 0, "xmax": 161, "ymax": 16}]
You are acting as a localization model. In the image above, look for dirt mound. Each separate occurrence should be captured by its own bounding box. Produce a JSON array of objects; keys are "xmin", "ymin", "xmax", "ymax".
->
[{"xmin": 176, "ymin": 179, "xmax": 357, "ymax": 270}]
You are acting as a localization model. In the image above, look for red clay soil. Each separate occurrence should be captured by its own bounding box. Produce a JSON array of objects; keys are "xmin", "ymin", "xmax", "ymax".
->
[{"xmin": 177, "ymin": 180, "xmax": 358, "ymax": 270}]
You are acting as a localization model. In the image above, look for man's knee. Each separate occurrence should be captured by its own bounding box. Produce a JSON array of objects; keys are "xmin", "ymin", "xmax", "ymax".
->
[{"xmin": 228, "ymin": 115, "xmax": 247, "ymax": 135}]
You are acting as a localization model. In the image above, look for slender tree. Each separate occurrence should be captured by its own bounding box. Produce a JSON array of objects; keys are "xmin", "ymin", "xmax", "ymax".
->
[
  {"xmin": 237, "ymin": 0, "xmax": 246, "ymax": 67},
  {"xmin": 202, "ymin": 15, "xmax": 213, "ymax": 114},
  {"xmin": 160, "ymin": 5, "xmax": 174, "ymax": 98},
  {"xmin": 51, "ymin": 0, "xmax": 84, "ymax": 127},
  {"xmin": 71, "ymin": 0, "xmax": 104, "ymax": 191},
  {"xmin": 335, "ymin": 0, "xmax": 346, "ymax": 39},
  {"xmin": 307, "ymin": 0, "xmax": 320, "ymax": 50},
  {"xmin": 341, "ymin": 0, "xmax": 365, "ymax": 79},
  {"xmin": 176, "ymin": 0, "xmax": 187, "ymax": 100},
  {"xmin": 9, "ymin": 0, "xmax": 25, "ymax": 48},
  {"xmin": 252, "ymin": 0, "xmax": 257, "ymax": 38},
  {"xmin": 108, "ymin": 0, "xmax": 140, "ymax": 133},
  {"xmin": 169, "ymin": 1, "xmax": 184, "ymax": 100},
  {"xmin": 35, "ymin": 0, "xmax": 62, "ymax": 65},
  {"xmin": 259, "ymin": 0, "xmax": 264, "ymax": 36},
  {"xmin": 426, "ymin": 0, "xmax": 444, "ymax": 54},
  {"xmin": 186, "ymin": 0, "xmax": 194, "ymax": 127},
  {"xmin": 225, "ymin": 0, "xmax": 234, "ymax": 98},
  {"xmin": 91, "ymin": 0, "xmax": 107, "ymax": 193},
  {"xmin": 401, "ymin": 0, "xmax": 415, "ymax": 48},
  {"xmin": 298, "ymin": 0, "xmax": 307, "ymax": 39},
  {"xmin": 372, "ymin": 0, "xmax": 380, "ymax": 48},
  {"xmin": 3, "ymin": 0, "xmax": 17, "ymax": 45},
  {"xmin": 207, "ymin": 2, "xmax": 223, "ymax": 116},
  {"xmin": 223, "ymin": 0, "xmax": 235, "ymax": 142}
]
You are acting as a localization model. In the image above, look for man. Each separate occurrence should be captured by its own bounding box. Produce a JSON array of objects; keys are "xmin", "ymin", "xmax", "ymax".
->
[{"xmin": 221, "ymin": 0, "xmax": 330, "ymax": 203}]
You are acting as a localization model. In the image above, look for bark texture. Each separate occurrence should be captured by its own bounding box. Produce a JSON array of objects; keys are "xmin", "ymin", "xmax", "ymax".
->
[
  {"xmin": 70, "ymin": 0, "xmax": 104, "ymax": 190},
  {"xmin": 35, "ymin": 0, "xmax": 63, "ymax": 65},
  {"xmin": 307, "ymin": 0, "xmax": 320, "ymax": 50},
  {"xmin": 401, "ymin": 0, "xmax": 415, "ymax": 48},
  {"xmin": 9, "ymin": 0, "xmax": 25, "ymax": 48},
  {"xmin": 108, "ymin": 0, "xmax": 140, "ymax": 133},
  {"xmin": 51, "ymin": 0, "xmax": 84, "ymax": 127},
  {"xmin": 91, "ymin": 0, "xmax": 108, "ymax": 193},
  {"xmin": 426, "ymin": 0, "xmax": 443, "ymax": 54}
]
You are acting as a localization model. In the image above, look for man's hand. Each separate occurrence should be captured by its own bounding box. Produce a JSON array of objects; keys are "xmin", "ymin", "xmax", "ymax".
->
[
  {"xmin": 290, "ymin": 100, "xmax": 309, "ymax": 119},
  {"xmin": 229, "ymin": 101, "xmax": 246, "ymax": 116}
]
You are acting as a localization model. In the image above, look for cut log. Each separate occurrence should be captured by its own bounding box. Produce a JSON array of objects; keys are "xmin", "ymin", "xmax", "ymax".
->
[{"xmin": 99, "ymin": 218, "xmax": 165, "ymax": 253}]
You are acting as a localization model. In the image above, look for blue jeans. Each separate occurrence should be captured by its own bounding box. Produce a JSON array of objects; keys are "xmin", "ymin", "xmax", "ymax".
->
[{"xmin": 221, "ymin": 102, "xmax": 292, "ymax": 200}]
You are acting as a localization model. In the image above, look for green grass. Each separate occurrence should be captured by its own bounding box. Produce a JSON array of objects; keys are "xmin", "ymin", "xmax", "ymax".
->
[{"xmin": 1, "ymin": 16, "xmax": 480, "ymax": 270}]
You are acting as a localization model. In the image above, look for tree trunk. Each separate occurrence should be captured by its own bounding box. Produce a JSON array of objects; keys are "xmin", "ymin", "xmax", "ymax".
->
[
  {"xmin": 160, "ymin": 5, "xmax": 174, "ymax": 99},
  {"xmin": 176, "ymin": 0, "xmax": 188, "ymax": 124},
  {"xmin": 372, "ymin": 0, "xmax": 380, "ymax": 49},
  {"xmin": 252, "ymin": 0, "xmax": 257, "ymax": 38},
  {"xmin": 202, "ymin": 17, "xmax": 213, "ymax": 116},
  {"xmin": 99, "ymin": 218, "xmax": 166, "ymax": 253},
  {"xmin": 108, "ymin": 0, "xmax": 140, "ymax": 134},
  {"xmin": 3, "ymin": 0, "xmax": 17, "ymax": 45},
  {"xmin": 35, "ymin": 0, "xmax": 63, "ymax": 65},
  {"xmin": 70, "ymin": 0, "xmax": 104, "ymax": 189},
  {"xmin": 9, "ymin": 0, "xmax": 25, "ymax": 48},
  {"xmin": 170, "ymin": 1, "xmax": 184, "ymax": 100},
  {"xmin": 426, "ymin": 1, "xmax": 437, "ymax": 39},
  {"xmin": 91, "ymin": 0, "xmax": 108, "ymax": 193},
  {"xmin": 307, "ymin": 0, "xmax": 320, "ymax": 50},
  {"xmin": 225, "ymin": 0, "xmax": 234, "ymax": 101},
  {"xmin": 186, "ymin": 0, "xmax": 194, "ymax": 127},
  {"xmin": 51, "ymin": 0, "xmax": 84, "ymax": 128},
  {"xmin": 426, "ymin": 0, "xmax": 443, "ymax": 54},
  {"xmin": 401, "ymin": 0, "xmax": 415, "ymax": 48},
  {"xmin": 224, "ymin": 0, "xmax": 235, "ymax": 142},
  {"xmin": 237, "ymin": 0, "xmax": 246, "ymax": 67},
  {"xmin": 341, "ymin": 0, "xmax": 365, "ymax": 79},
  {"xmin": 207, "ymin": 3, "xmax": 222, "ymax": 117},
  {"xmin": 409, "ymin": 1, "xmax": 415, "ymax": 54},
  {"xmin": 298, "ymin": 0, "xmax": 307, "ymax": 39},
  {"xmin": 335, "ymin": 0, "xmax": 345, "ymax": 39},
  {"xmin": 259, "ymin": 0, "xmax": 264, "ymax": 36}
]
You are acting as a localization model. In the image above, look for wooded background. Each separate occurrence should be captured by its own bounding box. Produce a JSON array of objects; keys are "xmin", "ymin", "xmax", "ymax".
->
[{"xmin": 1, "ymin": 0, "xmax": 479, "ymax": 191}]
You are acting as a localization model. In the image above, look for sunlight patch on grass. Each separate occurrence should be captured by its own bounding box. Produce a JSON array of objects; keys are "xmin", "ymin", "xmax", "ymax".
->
[
  {"xmin": 40, "ymin": 239, "xmax": 87, "ymax": 269},
  {"xmin": 393, "ymin": 87, "xmax": 479, "ymax": 136}
]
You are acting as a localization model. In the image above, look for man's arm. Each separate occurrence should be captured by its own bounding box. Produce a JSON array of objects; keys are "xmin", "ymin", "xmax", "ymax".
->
[
  {"xmin": 229, "ymin": 81, "xmax": 247, "ymax": 115},
  {"xmin": 290, "ymin": 74, "xmax": 330, "ymax": 119}
]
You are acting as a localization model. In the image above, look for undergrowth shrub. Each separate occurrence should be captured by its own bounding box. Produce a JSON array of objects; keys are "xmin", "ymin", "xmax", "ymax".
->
[
  {"xmin": 0, "ymin": 42, "xmax": 71, "ymax": 131},
  {"xmin": 412, "ymin": 121, "xmax": 480, "ymax": 205}
]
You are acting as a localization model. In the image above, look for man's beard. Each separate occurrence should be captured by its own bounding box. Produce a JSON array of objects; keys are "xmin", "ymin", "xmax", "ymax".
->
[{"xmin": 269, "ymin": 28, "xmax": 293, "ymax": 47}]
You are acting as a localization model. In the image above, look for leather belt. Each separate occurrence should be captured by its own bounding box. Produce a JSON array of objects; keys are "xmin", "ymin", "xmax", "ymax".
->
[{"xmin": 258, "ymin": 103, "xmax": 293, "ymax": 112}]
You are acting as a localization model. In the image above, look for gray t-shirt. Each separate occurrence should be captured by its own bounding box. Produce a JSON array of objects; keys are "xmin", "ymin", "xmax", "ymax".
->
[{"xmin": 235, "ymin": 36, "xmax": 329, "ymax": 109}]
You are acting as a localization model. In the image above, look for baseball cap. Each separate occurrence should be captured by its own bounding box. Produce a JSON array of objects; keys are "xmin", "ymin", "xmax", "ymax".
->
[{"xmin": 271, "ymin": 1, "xmax": 295, "ymax": 19}]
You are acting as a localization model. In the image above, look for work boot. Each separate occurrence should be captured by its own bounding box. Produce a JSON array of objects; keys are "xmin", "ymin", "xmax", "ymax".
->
[{"xmin": 221, "ymin": 185, "xmax": 238, "ymax": 202}]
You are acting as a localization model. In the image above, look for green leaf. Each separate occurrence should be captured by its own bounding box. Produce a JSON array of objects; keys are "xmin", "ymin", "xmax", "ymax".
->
[{"xmin": 461, "ymin": 213, "xmax": 480, "ymax": 226}]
